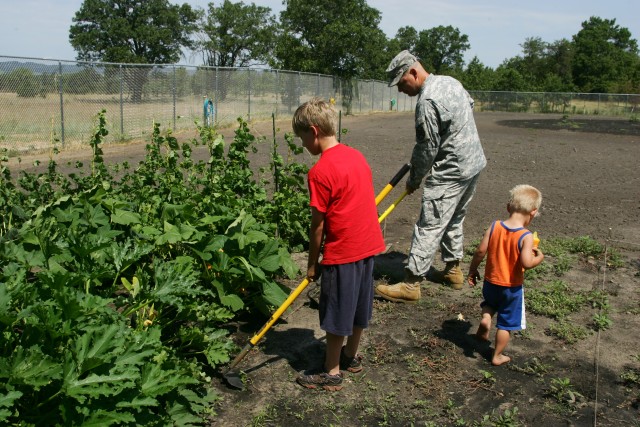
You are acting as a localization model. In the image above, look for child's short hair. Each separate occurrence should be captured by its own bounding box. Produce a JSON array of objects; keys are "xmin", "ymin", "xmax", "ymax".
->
[
  {"xmin": 292, "ymin": 97, "xmax": 337, "ymax": 137},
  {"xmin": 508, "ymin": 185, "xmax": 542, "ymax": 214}
]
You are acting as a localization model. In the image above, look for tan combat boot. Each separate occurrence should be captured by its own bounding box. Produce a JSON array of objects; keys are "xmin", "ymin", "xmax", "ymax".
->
[
  {"xmin": 428, "ymin": 261, "xmax": 464, "ymax": 290},
  {"xmin": 374, "ymin": 272, "xmax": 422, "ymax": 303}
]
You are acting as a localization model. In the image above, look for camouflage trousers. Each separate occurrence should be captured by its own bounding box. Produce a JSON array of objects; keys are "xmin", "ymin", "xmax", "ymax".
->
[{"xmin": 406, "ymin": 174, "xmax": 480, "ymax": 276}]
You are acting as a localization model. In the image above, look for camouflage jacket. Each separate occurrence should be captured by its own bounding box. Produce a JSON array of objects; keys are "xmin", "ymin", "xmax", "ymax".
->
[{"xmin": 408, "ymin": 74, "xmax": 486, "ymax": 190}]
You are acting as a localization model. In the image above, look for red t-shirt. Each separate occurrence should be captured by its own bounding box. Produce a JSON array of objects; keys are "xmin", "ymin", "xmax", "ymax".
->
[{"xmin": 308, "ymin": 143, "xmax": 385, "ymax": 265}]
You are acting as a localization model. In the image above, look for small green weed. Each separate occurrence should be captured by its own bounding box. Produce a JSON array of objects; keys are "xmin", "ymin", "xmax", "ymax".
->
[
  {"xmin": 509, "ymin": 357, "xmax": 551, "ymax": 376},
  {"xmin": 524, "ymin": 261, "xmax": 552, "ymax": 280},
  {"xmin": 547, "ymin": 320, "xmax": 589, "ymax": 344},
  {"xmin": 527, "ymin": 280, "xmax": 587, "ymax": 319},
  {"xmin": 587, "ymin": 290, "xmax": 610, "ymax": 310},
  {"xmin": 592, "ymin": 312, "xmax": 613, "ymax": 331},
  {"xmin": 547, "ymin": 377, "xmax": 584, "ymax": 408},
  {"xmin": 479, "ymin": 369, "xmax": 496, "ymax": 384},
  {"xmin": 251, "ymin": 404, "xmax": 279, "ymax": 426},
  {"xmin": 620, "ymin": 368, "xmax": 640, "ymax": 386},
  {"xmin": 543, "ymin": 236, "xmax": 602, "ymax": 258},
  {"xmin": 566, "ymin": 236, "xmax": 604, "ymax": 256},
  {"xmin": 552, "ymin": 253, "xmax": 573, "ymax": 276},
  {"xmin": 606, "ymin": 247, "xmax": 626, "ymax": 268},
  {"xmin": 473, "ymin": 406, "xmax": 521, "ymax": 427}
]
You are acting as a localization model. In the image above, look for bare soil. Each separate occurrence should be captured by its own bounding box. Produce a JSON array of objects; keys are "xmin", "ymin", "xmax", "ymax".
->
[{"xmin": 10, "ymin": 112, "xmax": 640, "ymax": 426}]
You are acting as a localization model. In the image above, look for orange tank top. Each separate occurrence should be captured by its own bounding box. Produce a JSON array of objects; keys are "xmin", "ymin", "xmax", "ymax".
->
[{"xmin": 484, "ymin": 221, "xmax": 531, "ymax": 287}]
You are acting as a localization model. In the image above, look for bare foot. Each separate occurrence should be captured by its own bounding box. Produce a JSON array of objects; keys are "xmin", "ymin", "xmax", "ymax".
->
[
  {"xmin": 492, "ymin": 354, "xmax": 511, "ymax": 366},
  {"xmin": 475, "ymin": 321, "xmax": 490, "ymax": 342}
]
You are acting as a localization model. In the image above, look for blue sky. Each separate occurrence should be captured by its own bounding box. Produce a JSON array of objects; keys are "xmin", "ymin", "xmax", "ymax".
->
[{"xmin": 1, "ymin": 0, "xmax": 638, "ymax": 68}]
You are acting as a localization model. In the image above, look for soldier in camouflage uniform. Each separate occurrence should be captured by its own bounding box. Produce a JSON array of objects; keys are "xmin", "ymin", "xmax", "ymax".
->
[{"xmin": 375, "ymin": 50, "xmax": 486, "ymax": 303}]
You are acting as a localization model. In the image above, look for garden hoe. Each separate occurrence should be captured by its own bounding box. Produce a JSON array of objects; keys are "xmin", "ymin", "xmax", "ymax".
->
[{"xmin": 222, "ymin": 163, "xmax": 411, "ymax": 390}]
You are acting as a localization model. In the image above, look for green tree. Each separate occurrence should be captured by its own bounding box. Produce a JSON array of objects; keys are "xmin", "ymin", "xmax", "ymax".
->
[
  {"xmin": 10, "ymin": 68, "xmax": 39, "ymax": 98},
  {"xmin": 492, "ymin": 62, "xmax": 527, "ymax": 91},
  {"xmin": 414, "ymin": 25, "xmax": 470, "ymax": 74},
  {"xmin": 572, "ymin": 16, "xmax": 639, "ymax": 93},
  {"xmin": 461, "ymin": 56, "xmax": 495, "ymax": 91},
  {"xmin": 272, "ymin": 0, "xmax": 388, "ymax": 114},
  {"xmin": 198, "ymin": 0, "xmax": 278, "ymax": 68},
  {"xmin": 496, "ymin": 36, "xmax": 575, "ymax": 92},
  {"xmin": 273, "ymin": 0, "xmax": 388, "ymax": 80},
  {"xmin": 546, "ymin": 39, "xmax": 574, "ymax": 91},
  {"xmin": 387, "ymin": 26, "xmax": 419, "ymax": 55},
  {"xmin": 69, "ymin": 0, "xmax": 198, "ymax": 102}
]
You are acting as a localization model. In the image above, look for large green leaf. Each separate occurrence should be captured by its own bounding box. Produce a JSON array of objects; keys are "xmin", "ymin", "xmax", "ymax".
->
[
  {"xmin": 151, "ymin": 258, "xmax": 208, "ymax": 309},
  {"xmin": 0, "ymin": 390, "xmax": 22, "ymax": 422},
  {"xmin": 0, "ymin": 283, "xmax": 16, "ymax": 326},
  {"xmin": 140, "ymin": 363, "xmax": 198, "ymax": 398},
  {"xmin": 65, "ymin": 372, "xmax": 136, "ymax": 403},
  {"xmin": 110, "ymin": 209, "xmax": 141, "ymax": 225},
  {"xmin": 113, "ymin": 328, "xmax": 160, "ymax": 369},
  {"xmin": 75, "ymin": 325, "xmax": 122, "ymax": 375},
  {"xmin": 260, "ymin": 281, "xmax": 289, "ymax": 309},
  {"xmin": 249, "ymin": 240, "xmax": 281, "ymax": 272},
  {"xmin": 8, "ymin": 345, "xmax": 63, "ymax": 388},
  {"xmin": 77, "ymin": 410, "xmax": 136, "ymax": 427},
  {"xmin": 278, "ymin": 247, "xmax": 299, "ymax": 279}
]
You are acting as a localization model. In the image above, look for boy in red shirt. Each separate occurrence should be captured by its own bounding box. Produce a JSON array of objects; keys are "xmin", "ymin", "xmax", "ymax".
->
[
  {"xmin": 293, "ymin": 98, "xmax": 385, "ymax": 390},
  {"xmin": 467, "ymin": 185, "xmax": 544, "ymax": 366}
]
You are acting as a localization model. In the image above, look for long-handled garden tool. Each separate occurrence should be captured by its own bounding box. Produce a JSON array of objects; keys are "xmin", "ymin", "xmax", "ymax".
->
[
  {"xmin": 375, "ymin": 163, "xmax": 410, "ymax": 206},
  {"xmin": 223, "ymin": 164, "xmax": 411, "ymax": 390}
]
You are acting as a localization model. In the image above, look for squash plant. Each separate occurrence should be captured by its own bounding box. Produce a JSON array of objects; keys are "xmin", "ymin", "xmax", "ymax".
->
[{"xmin": 0, "ymin": 111, "xmax": 309, "ymax": 425}]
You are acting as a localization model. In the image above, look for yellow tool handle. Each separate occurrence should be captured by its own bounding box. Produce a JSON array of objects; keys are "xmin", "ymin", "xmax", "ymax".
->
[
  {"xmin": 249, "ymin": 278, "xmax": 311, "ymax": 345},
  {"xmin": 378, "ymin": 190, "xmax": 408, "ymax": 223},
  {"xmin": 375, "ymin": 163, "xmax": 410, "ymax": 206}
]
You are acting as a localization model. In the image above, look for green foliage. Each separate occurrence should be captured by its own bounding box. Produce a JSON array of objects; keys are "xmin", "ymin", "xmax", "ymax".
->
[
  {"xmin": 620, "ymin": 367, "xmax": 640, "ymax": 387},
  {"xmin": 274, "ymin": 0, "xmax": 388, "ymax": 80},
  {"xmin": 509, "ymin": 357, "xmax": 551, "ymax": 377},
  {"xmin": 592, "ymin": 312, "xmax": 613, "ymax": 331},
  {"xmin": 199, "ymin": 0, "xmax": 278, "ymax": 68},
  {"xmin": 572, "ymin": 17, "xmax": 639, "ymax": 92},
  {"xmin": 473, "ymin": 406, "xmax": 520, "ymax": 427},
  {"xmin": 415, "ymin": 25, "xmax": 470, "ymax": 74},
  {"xmin": 70, "ymin": 0, "xmax": 198, "ymax": 64},
  {"xmin": 69, "ymin": 0, "xmax": 198, "ymax": 102},
  {"xmin": 0, "ymin": 110, "xmax": 309, "ymax": 424},
  {"xmin": 526, "ymin": 281, "xmax": 582, "ymax": 318},
  {"xmin": 547, "ymin": 377, "xmax": 584, "ymax": 408},
  {"xmin": 547, "ymin": 320, "xmax": 589, "ymax": 344}
]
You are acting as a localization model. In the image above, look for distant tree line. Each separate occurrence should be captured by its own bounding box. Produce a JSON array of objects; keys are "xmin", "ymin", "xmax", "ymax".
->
[{"xmin": 2, "ymin": 0, "xmax": 639, "ymax": 99}]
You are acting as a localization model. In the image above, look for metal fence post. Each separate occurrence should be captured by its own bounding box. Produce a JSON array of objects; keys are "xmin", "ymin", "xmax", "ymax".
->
[
  {"xmin": 248, "ymin": 68, "xmax": 251, "ymax": 121},
  {"xmin": 275, "ymin": 69, "xmax": 279, "ymax": 119},
  {"xmin": 58, "ymin": 62, "xmax": 65, "ymax": 146},
  {"xmin": 371, "ymin": 82, "xmax": 374, "ymax": 113},
  {"xmin": 172, "ymin": 65, "xmax": 176, "ymax": 129},
  {"xmin": 119, "ymin": 64, "xmax": 124, "ymax": 136},
  {"xmin": 215, "ymin": 67, "xmax": 219, "ymax": 125}
]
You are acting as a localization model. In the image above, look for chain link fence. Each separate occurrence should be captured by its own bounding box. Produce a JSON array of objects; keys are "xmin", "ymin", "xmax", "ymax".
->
[
  {"xmin": 469, "ymin": 90, "xmax": 640, "ymax": 116},
  {"xmin": 1, "ymin": 55, "xmax": 638, "ymax": 154},
  {"xmin": 0, "ymin": 56, "xmax": 411, "ymax": 154}
]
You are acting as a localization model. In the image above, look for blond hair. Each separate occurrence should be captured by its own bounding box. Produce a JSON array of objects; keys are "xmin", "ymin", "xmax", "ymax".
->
[
  {"xmin": 292, "ymin": 97, "xmax": 337, "ymax": 137},
  {"xmin": 508, "ymin": 185, "xmax": 542, "ymax": 214}
]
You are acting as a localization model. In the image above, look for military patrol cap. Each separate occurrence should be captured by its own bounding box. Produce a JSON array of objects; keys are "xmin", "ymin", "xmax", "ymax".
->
[{"xmin": 386, "ymin": 50, "xmax": 418, "ymax": 87}]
